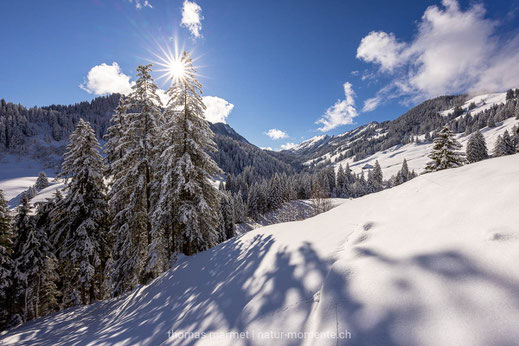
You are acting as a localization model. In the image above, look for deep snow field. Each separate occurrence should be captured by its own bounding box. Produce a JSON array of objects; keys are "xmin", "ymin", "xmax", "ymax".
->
[{"xmin": 1, "ymin": 154, "xmax": 518, "ymax": 346}]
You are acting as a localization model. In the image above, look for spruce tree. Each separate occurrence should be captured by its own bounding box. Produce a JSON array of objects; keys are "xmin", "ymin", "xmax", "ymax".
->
[
  {"xmin": 466, "ymin": 131, "xmax": 488, "ymax": 163},
  {"xmin": 11, "ymin": 194, "xmax": 51, "ymax": 322},
  {"xmin": 425, "ymin": 126, "xmax": 465, "ymax": 172},
  {"xmin": 336, "ymin": 165, "xmax": 346, "ymax": 197},
  {"xmin": 153, "ymin": 51, "xmax": 221, "ymax": 257},
  {"xmin": 35, "ymin": 172, "xmax": 49, "ymax": 191},
  {"xmin": 53, "ymin": 119, "xmax": 110, "ymax": 306},
  {"xmin": 395, "ymin": 158, "xmax": 410, "ymax": 185},
  {"xmin": 108, "ymin": 65, "xmax": 163, "ymax": 295},
  {"xmin": 0, "ymin": 190, "xmax": 13, "ymax": 328},
  {"xmin": 372, "ymin": 160, "xmax": 383, "ymax": 191}
]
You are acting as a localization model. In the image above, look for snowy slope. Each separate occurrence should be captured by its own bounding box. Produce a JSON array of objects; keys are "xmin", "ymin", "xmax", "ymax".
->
[
  {"xmin": 335, "ymin": 117, "xmax": 519, "ymax": 178},
  {"xmin": 440, "ymin": 91, "xmax": 508, "ymax": 117},
  {"xmin": 2, "ymin": 154, "xmax": 519, "ymax": 346}
]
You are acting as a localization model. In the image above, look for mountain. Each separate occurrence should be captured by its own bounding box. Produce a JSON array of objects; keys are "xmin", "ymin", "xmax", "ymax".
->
[
  {"xmin": 2, "ymin": 153, "xmax": 518, "ymax": 345},
  {"xmin": 0, "ymin": 95, "xmax": 296, "ymax": 177},
  {"xmin": 284, "ymin": 90, "xmax": 519, "ymax": 178}
]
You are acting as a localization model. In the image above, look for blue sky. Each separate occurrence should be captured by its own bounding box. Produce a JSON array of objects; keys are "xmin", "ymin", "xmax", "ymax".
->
[{"xmin": 1, "ymin": 0, "xmax": 518, "ymax": 149}]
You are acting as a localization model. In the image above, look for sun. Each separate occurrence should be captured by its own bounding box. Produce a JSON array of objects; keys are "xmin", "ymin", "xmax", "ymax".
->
[
  {"xmin": 150, "ymin": 39, "xmax": 200, "ymax": 85},
  {"xmin": 167, "ymin": 58, "xmax": 186, "ymax": 80}
]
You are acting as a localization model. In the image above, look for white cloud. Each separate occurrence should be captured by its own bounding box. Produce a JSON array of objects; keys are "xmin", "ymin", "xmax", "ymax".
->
[
  {"xmin": 357, "ymin": 31, "xmax": 406, "ymax": 72},
  {"xmin": 357, "ymin": 0, "xmax": 519, "ymax": 111},
  {"xmin": 362, "ymin": 96, "xmax": 382, "ymax": 112},
  {"xmin": 129, "ymin": 0, "xmax": 152, "ymax": 9},
  {"xmin": 260, "ymin": 147, "xmax": 273, "ymax": 151},
  {"xmin": 80, "ymin": 62, "xmax": 133, "ymax": 95},
  {"xmin": 181, "ymin": 0, "xmax": 203, "ymax": 38},
  {"xmin": 203, "ymin": 96, "xmax": 234, "ymax": 123},
  {"xmin": 280, "ymin": 142, "xmax": 297, "ymax": 150},
  {"xmin": 316, "ymin": 82, "xmax": 358, "ymax": 132},
  {"xmin": 265, "ymin": 129, "xmax": 288, "ymax": 140}
]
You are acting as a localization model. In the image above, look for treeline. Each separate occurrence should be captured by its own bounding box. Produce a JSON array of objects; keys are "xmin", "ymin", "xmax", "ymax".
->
[{"xmin": 0, "ymin": 94, "xmax": 119, "ymax": 151}]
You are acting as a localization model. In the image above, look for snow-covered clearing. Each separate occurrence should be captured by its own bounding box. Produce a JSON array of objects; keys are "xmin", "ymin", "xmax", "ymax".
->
[
  {"xmin": 2, "ymin": 154, "xmax": 518, "ymax": 345},
  {"xmin": 235, "ymin": 198, "xmax": 345, "ymax": 236}
]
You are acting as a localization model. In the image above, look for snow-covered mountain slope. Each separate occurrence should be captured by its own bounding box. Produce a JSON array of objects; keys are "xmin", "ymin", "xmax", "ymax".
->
[
  {"xmin": 440, "ymin": 91, "xmax": 508, "ymax": 117},
  {"xmin": 336, "ymin": 117, "xmax": 519, "ymax": 178},
  {"xmin": 2, "ymin": 154, "xmax": 519, "ymax": 346}
]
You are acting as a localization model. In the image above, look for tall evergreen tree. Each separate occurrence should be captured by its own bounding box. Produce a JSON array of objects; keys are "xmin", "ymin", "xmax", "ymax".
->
[
  {"xmin": 466, "ymin": 131, "xmax": 488, "ymax": 163},
  {"xmin": 53, "ymin": 119, "xmax": 110, "ymax": 306},
  {"xmin": 425, "ymin": 126, "xmax": 465, "ymax": 172},
  {"xmin": 493, "ymin": 130, "xmax": 516, "ymax": 157},
  {"xmin": 0, "ymin": 189, "xmax": 13, "ymax": 328},
  {"xmin": 153, "ymin": 51, "xmax": 222, "ymax": 262},
  {"xmin": 108, "ymin": 65, "xmax": 163, "ymax": 295},
  {"xmin": 11, "ymin": 194, "xmax": 51, "ymax": 322}
]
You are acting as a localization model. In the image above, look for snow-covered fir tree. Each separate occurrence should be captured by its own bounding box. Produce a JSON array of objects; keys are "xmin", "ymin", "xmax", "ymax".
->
[
  {"xmin": 425, "ymin": 126, "xmax": 465, "ymax": 172},
  {"xmin": 152, "ymin": 52, "xmax": 222, "ymax": 259},
  {"xmin": 220, "ymin": 191, "xmax": 235, "ymax": 241},
  {"xmin": 11, "ymin": 194, "xmax": 52, "ymax": 322},
  {"xmin": 0, "ymin": 190, "xmax": 13, "ymax": 328},
  {"xmin": 35, "ymin": 172, "xmax": 49, "ymax": 190},
  {"xmin": 336, "ymin": 165, "xmax": 346, "ymax": 197},
  {"xmin": 53, "ymin": 119, "xmax": 110, "ymax": 306},
  {"xmin": 107, "ymin": 65, "xmax": 163, "ymax": 295},
  {"xmin": 104, "ymin": 96, "xmax": 128, "ymax": 174},
  {"xmin": 493, "ymin": 130, "xmax": 516, "ymax": 157},
  {"xmin": 466, "ymin": 131, "xmax": 488, "ymax": 163},
  {"xmin": 371, "ymin": 160, "xmax": 383, "ymax": 192}
]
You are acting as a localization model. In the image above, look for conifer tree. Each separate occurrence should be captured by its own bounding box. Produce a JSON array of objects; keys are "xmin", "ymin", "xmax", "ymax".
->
[
  {"xmin": 153, "ymin": 51, "xmax": 222, "ymax": 262},
  {"xmin": 336, "ymin": 165, "xmax": 346, "ymax": 197},
  {"xmin": 53, "ymin": 119, "xmax": 110, "ymax": 306},
  {"xmin": 466, "ymin": 131, "xmax": 488, "ymax": 163},
  {"xmin": 425, "ymin": 126, "xmax": 465, "ymax": 172},
  {"xmin": 0, "ymin": 190, "xmax": 13, "ymax": 328},
  {"xmin": 11, "ymin": 194, "xmax": 51, "ymax": 322},
  {"xmin": 108, "ymin": 65, "xmax": 163, "ymax": 295},
  {"xmin": 104, "ymin": 96, "xmax": 129, "ymax": 174},
  {"xmin": 220, "ymin": 191, "xmax": 235, "ymax": 241},
  {"xmin": 35, "ymin": 172, "xmax": 49, "ymax": 190},
  {"xmin": 371, "ymin": 160, "xmax": 383, "ymax": 191}
]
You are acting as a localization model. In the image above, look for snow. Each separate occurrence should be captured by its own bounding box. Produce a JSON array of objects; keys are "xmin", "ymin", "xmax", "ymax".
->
[
  {"xmin": 235, "ymin": 199, "xmax": 345, "ymax": 236},
  {"xmin": 290, "ymin": 135, "xmax": 329, "ymax": 152},
  {"xmin": 439, "ymin": 91, "xmax": 508, "ymax": 117},
  {"xmin": 335, "ymin": 117, "xmax": 519, "ymax": 178},
  {"xmin": 2, "ymin": 154, "xmax": 519, "ymax": 345}
]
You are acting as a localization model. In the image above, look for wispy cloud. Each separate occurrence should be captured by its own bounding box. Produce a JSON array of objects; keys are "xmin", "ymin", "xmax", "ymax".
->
[
  {"xmin": 357, "ymin": 0, "xmax": 519, "ymax": 111},
  {"xmin": 181, "ymin": 0, "xmax": 203, "ymax": 38},
  {"xmin": 203, "ymin": 96, "xmax": 234, "ymax": 123},
  {"xmin": 129, "ymin": 0, "xmax": 152, "ymax": 9},
  {"xmin": 265, "ymin": 129, "xmax": 288, "ymax": 140},
  {"xmin": 80, "ymin": 62, "xmax": 133, "ymax": 95},
  {"xmin": 316, "ymin": 82, "xmax": 358, "ymax": 132}
]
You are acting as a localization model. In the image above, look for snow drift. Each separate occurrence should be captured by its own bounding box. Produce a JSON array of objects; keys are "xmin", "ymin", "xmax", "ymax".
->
[{"xmin": 2, "ymin": 154, "xmax": 519, "ymax": 345}]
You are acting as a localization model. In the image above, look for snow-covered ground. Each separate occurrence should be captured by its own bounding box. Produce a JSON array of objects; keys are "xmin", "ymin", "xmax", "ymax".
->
[
  {"xmin": 440, "ymin": 91, "xmax": 508, "ymax": 117},
  {"xmin": 235, "ymin": 198, "xmax": 345, "ymax": 236},
  {"xmin": 335, "ymin": 117, "xmax": 519, "ymax": 178},
  {"xmin": 2, "ymin": 154, "xmax": 518, "ymax": 346}
]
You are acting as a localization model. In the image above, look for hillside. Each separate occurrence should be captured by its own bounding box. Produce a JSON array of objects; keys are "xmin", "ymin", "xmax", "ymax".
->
[
  {"xmin": 285, "ymin": 90, "xmax": 519, "ymax": 179},
  {"xmin": 2, "ymin": 154, "xmax": 518, "ymax": 345}
]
